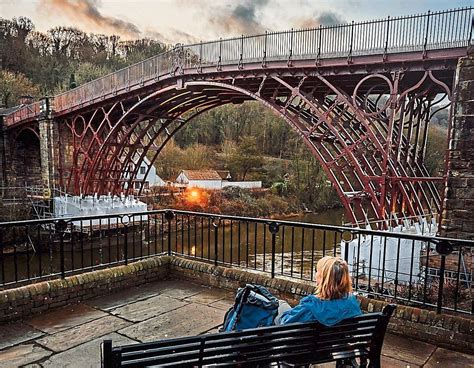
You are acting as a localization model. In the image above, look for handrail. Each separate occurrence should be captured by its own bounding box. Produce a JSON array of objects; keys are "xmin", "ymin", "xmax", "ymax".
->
[
  {"xmin": 0, "ymin": 208, "xmax": 473, "ymax": 314},
  {"xmin": 0, "ymin": 207, "xmax": 473, "ymax": 246},
  {"xmin": 3, "ymin": 7, "xmax": 472, "ymax": 126}
]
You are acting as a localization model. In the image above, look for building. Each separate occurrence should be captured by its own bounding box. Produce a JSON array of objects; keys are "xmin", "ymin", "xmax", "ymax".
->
[
  {"xmin": 126, "ymin": 156, "xmax": 166, "ymax": 191},
  {"xmin": 175, "ymin": 169, "xmax": 262, "ymax": 190},
  {"xmin": 176, "ymin": 170, "xmax": 224, "ymax": 189}
]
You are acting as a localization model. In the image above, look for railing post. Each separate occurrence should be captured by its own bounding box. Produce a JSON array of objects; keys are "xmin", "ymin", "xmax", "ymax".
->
[
  {"xmin": 437, "ymin": 254, "xmax": 446, "ymax": 314},
  {"xmin": 213, "ymin": 218, "xmax": 219, "ymax": 266},
  {"xmin": 288, "ymin": 29, "xmax": 293, "ymax": 66},
  {"xmin": 262, "ymin": 31, "xmax": 267, "ymax": 67},
  {"xmin": 347, "ymin": 21, "xmax": 354, "ymax": 63},
  {"xmin": 180, "ymin": 44, "xmax": 185, "ymax": 74},
  {"xmin": 435, "ymin": 240, "xmax": 453, "ymax": 314},
  {"xmin": 269, "ymin": 222, "xmax": 279, "ymax": 278},
  {"xmin": 217, "ymin": 38, "xmax": 222, "ymax": 71},
  {"xmin": 316, "ymin": 24, "xmax": 322, "ymax": 65},
  {"xmin": 165, "ymin": 210, "xmax": 175, "ymax": 256},
  {"xmin": 198, "ymin": 41, "xmax": 203, "ymax": 73},
  {"xmin": 423, "ymin": 10, "xmax": 432, "ymax": 57},
  {"xmin": 238, "ymin": 35, "xmax": 244, "ymax": 69},
  {"xmin": 55, "ymin": 220, "xmax": 68, "ymax": 279},
  {"xmin": 383, "ymin": 16, "xmax": 390, "ymax": 61},
  {"xmin": 122, "ymin": 215, "xmax": 130, "ymax": 265}
]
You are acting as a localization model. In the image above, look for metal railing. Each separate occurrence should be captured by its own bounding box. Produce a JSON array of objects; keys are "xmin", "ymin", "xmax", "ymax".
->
[
  {"xmin": 0, "ymin": 209, "xmax": 472, "ymax": 315},
  {"xmin": 3, "ymin": 7, "xmax": 472, "ymax": 125}
]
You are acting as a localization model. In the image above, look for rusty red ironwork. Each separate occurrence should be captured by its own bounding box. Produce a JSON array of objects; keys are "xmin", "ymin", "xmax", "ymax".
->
[{"xmin": 2, "ymin": 7, "xmax": 472, "ymax": 226}]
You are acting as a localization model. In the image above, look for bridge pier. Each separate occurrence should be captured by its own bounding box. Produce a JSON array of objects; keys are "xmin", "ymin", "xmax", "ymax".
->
[
  {"xmin": 38, "ymin": 117, "xmax": 58, "ymax": 198},
  {"xmin": 441, "ymin": 51, "xmax": 474, "ymax": 239}
]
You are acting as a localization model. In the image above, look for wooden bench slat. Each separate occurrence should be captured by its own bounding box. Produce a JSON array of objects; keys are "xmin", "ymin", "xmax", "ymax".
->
[
  {"xmin": 120, "ymin": 320, "xmax": 378, "ymax": 359},
  {"xmin": 117, "ymin": 314, "xmax": 381, "ymax": 353}
]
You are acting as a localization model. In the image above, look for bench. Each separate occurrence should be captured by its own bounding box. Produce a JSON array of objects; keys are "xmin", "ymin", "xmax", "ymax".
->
[{"xmin": 102, "ymin": 304, "xmax": 396, "ymax": 367}]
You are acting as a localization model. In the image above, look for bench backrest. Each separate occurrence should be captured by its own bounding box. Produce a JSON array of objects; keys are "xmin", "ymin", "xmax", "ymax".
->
[{"xmin": 102, "ymin": 304, "xmax": 396, "ymax": 367}]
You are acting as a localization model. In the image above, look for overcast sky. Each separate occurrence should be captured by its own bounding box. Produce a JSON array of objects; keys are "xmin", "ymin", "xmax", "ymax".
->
[{"xmin": 1, "ymin": 0, "xmax": 472, "ymax": 44}]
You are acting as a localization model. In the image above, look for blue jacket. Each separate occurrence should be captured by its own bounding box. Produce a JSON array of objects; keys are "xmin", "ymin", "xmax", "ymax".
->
[{"xmin": 280, "ymin": 294, "xmax": 362, "ymax": 326}]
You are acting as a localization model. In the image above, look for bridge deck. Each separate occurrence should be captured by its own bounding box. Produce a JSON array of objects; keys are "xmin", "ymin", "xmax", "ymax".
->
[{"xmin": 2, "ymin": 7, "xmax": 472, "ymax": 127}]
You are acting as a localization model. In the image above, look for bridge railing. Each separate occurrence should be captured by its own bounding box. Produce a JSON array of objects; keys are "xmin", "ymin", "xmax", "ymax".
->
[
  {"xmin": 3, "ymin": 101, "xmax": 41, "ymax": 126},
  {"xmin": 1, "ymin": 209, "xmax": 473, "ymax": 315},
  {"xmin": 3, "ymin": 7, "xmax": 472, "ymax": 125}
]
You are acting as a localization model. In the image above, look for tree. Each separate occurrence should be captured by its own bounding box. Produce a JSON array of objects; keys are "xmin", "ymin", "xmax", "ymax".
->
[
  {"xmin": 73, "ymin": 62, "xmax": 110, "ymax": 86},
  {"xmin": 0, "ymin": 70, "xmax": 40, "ymax": 107},
  {"xmin": 226, "ymin": 136, "xmax": 264, "ymax": 180}
]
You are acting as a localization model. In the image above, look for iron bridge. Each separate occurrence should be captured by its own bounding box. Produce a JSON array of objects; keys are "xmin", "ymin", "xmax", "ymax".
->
[{"xmin": 3, "ymin": 7, "xmax": 473, "ymax": 226}]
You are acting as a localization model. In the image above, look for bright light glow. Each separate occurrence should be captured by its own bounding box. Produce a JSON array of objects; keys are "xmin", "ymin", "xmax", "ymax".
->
[{"xmin": 184, "ymin": 188, "xmax": 205, "ymax": 205}]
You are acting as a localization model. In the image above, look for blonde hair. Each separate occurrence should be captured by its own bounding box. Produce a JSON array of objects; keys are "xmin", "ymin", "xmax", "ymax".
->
[{"xmin": 316, "ymin": 256, "xmax": 353, "ymax": 300}]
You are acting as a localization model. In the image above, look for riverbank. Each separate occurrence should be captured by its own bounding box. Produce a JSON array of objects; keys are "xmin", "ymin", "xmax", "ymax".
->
[{"xmin": 145, "ymin": 187, "xmax": 343, "ymax": 224}]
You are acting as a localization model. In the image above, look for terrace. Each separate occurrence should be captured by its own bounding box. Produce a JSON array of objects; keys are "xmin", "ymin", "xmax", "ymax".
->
[
  {"xmin": 1, "ymin": 279, "xmax": 473, "ymax": 367},
  {"xmin": 0, "ymin": 210, "xmax": 473, "ymax": 366}
]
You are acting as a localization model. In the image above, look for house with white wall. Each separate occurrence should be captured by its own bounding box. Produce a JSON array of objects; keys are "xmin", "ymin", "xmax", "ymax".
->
[
  {"xmin": 125, "ymin": 156, "xmax": 166, "ymax": 190},
  {"xmin": 175, "ymin": 170, "xmax": 262, "ymax": 190},
  {"xmin": 176, "ymin": 170, "xmax": 223, "ymax": 189}
]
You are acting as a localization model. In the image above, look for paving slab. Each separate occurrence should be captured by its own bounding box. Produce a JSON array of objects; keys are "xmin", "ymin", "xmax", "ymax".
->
[
  {"xmin": 381, "ymin": 355, "xmax": 418, "ymax": 367},
  {"xmin": 154, "ymin": 280, "xmax": 206, "ymax": 299},
  {"xmin": 25, "ymin": 303, "xmax": 107, "ymax": 334},
  {"xmin": 209, "ymin": 298, "xmax": 234, "ymax": 311},
  {"xmin": 381, "ymin": 333, "xmax": 436, "ymax": 366},
  {"xmin": 119, "ymin": 303, "xmax": 226, "ymax": 342},
  {"xmin": 111, "ymin": 294, "xmax": 188, "ymax": 322},
  {"xmin": 84, "ymin": 282, "xmax": 164, "ymax": 311},
  {"xmin": 41, "ymin": 332, "xmax": 137, "ymax": 368},
  {"xmin": 184, "ymin": 289, "xmax": 230, "ymax": 305},
  {"xmin": 0, "ymin": 323, "xmax": 44, "ymax": 350},
  {"xmin": 0, "ymin": 344, "xmax": 51, "ymax": 368},
  {"xmin": 36, "ymin": 315, "xmax": 131, "ymax": 352},
  {"xmin": 424, "ymin": 347, "xmax": 474, "ymax": 367}
]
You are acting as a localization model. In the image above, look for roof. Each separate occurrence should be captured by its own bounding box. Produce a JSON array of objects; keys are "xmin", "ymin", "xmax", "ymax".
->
[
  {"xmin": 180, "ymin": 170, "xmax": 222, "ymax": 181},
  {"xmin": 217, "ymin": 170, "xmax": 232, "ymax": 180}
]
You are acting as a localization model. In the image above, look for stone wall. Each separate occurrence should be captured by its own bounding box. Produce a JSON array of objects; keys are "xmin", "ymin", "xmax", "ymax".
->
[
  {"xmin": 441, "ymin": 52, "xmax": 474, "ymax": 239},
  {"xmin": 0, "ymin": 255, "xmax": 472, "ymax": 352},
  {"xmin": 0, "ymin": 256, "xmax": 170, "ymax": 322},
  {"xmin": 169, "ymin": 257, "xmax": 474, "ymax": 352},
  {"xmin": 0, "ymin": 125, "xmax": 42, "ymax": 189}
]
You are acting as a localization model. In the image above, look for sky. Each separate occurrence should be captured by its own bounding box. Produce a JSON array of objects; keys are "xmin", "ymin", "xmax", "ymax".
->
[{"xmin": 1, "ymin": 0, "xmax": 472, "ymax": 45}]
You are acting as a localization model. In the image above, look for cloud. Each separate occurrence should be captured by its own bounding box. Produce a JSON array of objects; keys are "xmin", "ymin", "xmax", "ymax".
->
[
  {"xmin": 209, "ymin": 0, "xmax": 270, "ymax": 35},
  {"xmin": 297, "ymin": 11, "xmax": 345, "ymax": 29},
  {"xmin": 38, "ymin": 0, "xmax": 142, "ymax": 39}
]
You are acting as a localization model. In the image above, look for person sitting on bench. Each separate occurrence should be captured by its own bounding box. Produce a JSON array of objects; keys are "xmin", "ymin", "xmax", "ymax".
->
[{"xmin": 275, "ymin": 256, "xmax": 362, "ymax": 325}]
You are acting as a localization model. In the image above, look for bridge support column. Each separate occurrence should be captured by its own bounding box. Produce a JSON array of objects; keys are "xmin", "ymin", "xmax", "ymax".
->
[
  {"xmin": 440, "ymin": 51, "xmax": 474, "ymax": 239},
  {"xmin": 38, "ymin": 117, "xmax": 58, "ymax": 198},
  {"xmin": 0, "ymin": 121, "xmax": 9, "ymax": 188}
]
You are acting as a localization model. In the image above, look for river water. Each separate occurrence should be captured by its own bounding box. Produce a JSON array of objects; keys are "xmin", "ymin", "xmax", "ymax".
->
[{"xmin": 1, "ymin": 208, "xmax": 345, "ymax": 287}]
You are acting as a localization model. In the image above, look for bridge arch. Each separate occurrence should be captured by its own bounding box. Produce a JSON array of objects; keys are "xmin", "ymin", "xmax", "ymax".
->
[{"xmin": 72, "ymin": 71, "xmax": 445, "ymax": 226}]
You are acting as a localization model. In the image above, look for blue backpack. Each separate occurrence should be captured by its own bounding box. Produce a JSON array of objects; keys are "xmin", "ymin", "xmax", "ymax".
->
[{"xmin": 221, "ymin": 284, "xmax": 279, "ymax": 332}]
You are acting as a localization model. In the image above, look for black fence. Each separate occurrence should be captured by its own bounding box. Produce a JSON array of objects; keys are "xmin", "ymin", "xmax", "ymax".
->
[{"xmin": 0, "ymin": 209, "xmax": 472, "ymax": 315}]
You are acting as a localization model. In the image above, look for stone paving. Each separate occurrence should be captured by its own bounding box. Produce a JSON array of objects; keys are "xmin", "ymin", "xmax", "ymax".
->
[{"xmin": 0, "ymin": 280, "xmax": 473, "ymax": 367}]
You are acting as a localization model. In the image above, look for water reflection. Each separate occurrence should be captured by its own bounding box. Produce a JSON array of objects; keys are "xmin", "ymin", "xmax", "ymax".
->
[{"xmin": 0, "ymin": 208, "xmax": 345, "ymax": 287}]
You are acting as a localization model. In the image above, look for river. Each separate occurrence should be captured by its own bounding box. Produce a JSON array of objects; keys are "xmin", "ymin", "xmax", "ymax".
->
[{"xmin": 0, "ymin": 208, "xmax": 345, "ymax": 287}]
